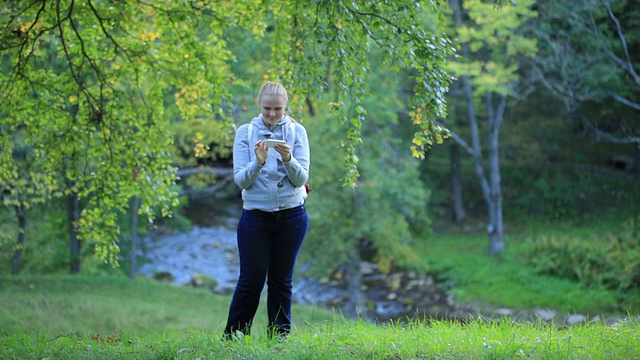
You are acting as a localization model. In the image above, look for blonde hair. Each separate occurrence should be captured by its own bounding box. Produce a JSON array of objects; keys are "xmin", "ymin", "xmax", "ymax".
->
[
  {"xmin": 258, "ymin": 81, "xmax": 297, "ymax": 122},
  {"xmin": 258, "ymin": 81, "xmax": 288, "ymax": 103}
]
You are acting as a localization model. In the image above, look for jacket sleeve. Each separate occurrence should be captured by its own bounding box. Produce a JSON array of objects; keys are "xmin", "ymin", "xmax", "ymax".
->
[
  {"xmin": 233, "ymin": 124, "xmax": 263, "ymax": 189},
  {"xmin": 283, "ymin": 123, "xmax": 310, "ymax": 187}
]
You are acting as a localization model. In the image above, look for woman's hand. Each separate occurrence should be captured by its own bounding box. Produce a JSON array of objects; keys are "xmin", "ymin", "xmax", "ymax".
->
[
  {"xmin": 273, "ymin": 144, "xmax": 292, "ymax": 162},
  {"xmin": 254, "ymin": 140, "xmax": 269, "ymax": 165}
]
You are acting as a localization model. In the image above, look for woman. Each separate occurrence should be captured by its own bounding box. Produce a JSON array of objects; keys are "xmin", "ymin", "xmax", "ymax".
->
[{"xmin": 223, "ymin": 82, "xmax": 310, "ymax": 339}]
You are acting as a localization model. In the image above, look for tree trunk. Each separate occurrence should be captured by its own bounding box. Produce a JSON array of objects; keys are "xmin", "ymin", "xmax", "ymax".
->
[
  {"xmin": 12, "ymin": 204, "xmax": 26, "ymax": 276},
  {"xmin": 486, "ymin": 93, "xmax": 506, "ymax": 255},
  {"xmin": 462, "ymin": 75, "xmax": 495, "ymax": 252},
  {"xmin": 130, "ymin": 196, "xmax": 140, "ymax": 279},
  {"xmin": 447, "ymin": 0, "xmax": 506, "ymax": 255},
  {"xmin": 306, "ymin": 96, "xmax": 315, "ymax": 116},
  {"xmin": 633, "ymin": 144, "xmax": 640, "ymax": 173},
  {"xmin": 344, "ymin": 244, "xmax": 366, "ymax": 319},
  {"xmin": 68, "ymin": 188, "xmax": 81, "ymax": 274},
  {"xmin": 450, "ymin": 144, "xmax": 466, "ymax": 223}
]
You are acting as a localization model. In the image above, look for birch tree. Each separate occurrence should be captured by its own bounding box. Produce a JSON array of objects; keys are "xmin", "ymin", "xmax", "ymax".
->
[{"xmin": 445, "ymin": 0, "xmax": 538, "ymax": 254}]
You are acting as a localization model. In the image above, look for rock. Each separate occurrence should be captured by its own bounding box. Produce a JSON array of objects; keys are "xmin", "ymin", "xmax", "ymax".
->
[
  {"xmin": 360, "ymin": 261, "xmax": 378, "ymax": 275},
  {"xmin": 425, "ymin": 275, "xmax": 434, "ymax": 286},
  {"xmin": 534, "ymin": 308, "xmax": 557, "ymax": 322},
  {"xmin": 190, "ymin": 273, "xmax": 218, "ymax": 289},
  {"xmin": 496, "ymin": 308, "xmax": 514, "ymax": 316},
  {"xmin": 446, "ymin": 293, "xmax": 455, "ymax": 306},
  {"xmin": 190, "ymin": 273, "xmax": 205, "ymax": 287},
  {"xmin": 388, "ymin": 273, "xmax": 402, "ymax": 292},
  {"xmin": 153, "ymin": 271, "xmax": 175, "ymax": 282},
  {"xmin": 564, "ymin": 314, "xmax": 587, "ymax": 325}
]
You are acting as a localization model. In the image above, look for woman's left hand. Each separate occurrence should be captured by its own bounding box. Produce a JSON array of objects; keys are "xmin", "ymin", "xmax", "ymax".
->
[{"xmin": 273, "ymin": 144, "xmax": 292, "ymax": 162}]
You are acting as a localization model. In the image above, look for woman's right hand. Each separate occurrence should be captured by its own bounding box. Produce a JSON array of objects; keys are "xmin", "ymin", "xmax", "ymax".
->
[{"xmin": 254, "ymin": 140, "xmax": 269, "ymax": 165}]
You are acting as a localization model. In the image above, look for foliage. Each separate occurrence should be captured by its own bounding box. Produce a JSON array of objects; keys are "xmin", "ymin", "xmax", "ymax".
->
[
  {"xmin": 532, "ymin": 0, "xmax": 640, "ymax": 143},
  {"xmin": 446, "ymin": 0, "xmax": 538, "ymax": 96},
  {"xmin": 0, "ymin": 0, "xmax": 261, "ymax": 265},
  {"xmin": 262, "ymin": 0, "xmax": 458, "ymax": 184},
  {"xmin": 0, "ymin": 201, "xmax": 113, "ymax": 275},
  {"xmin": 301, "ymin": 58, "xmax": 433, "ymax": 277},
  {"xmin": 529, "ymin": 217, "xmax": 640, "ymax": 292},
  {"xmin": 512, "ymin": 169, "xmax": 602, "ymax": 220},
  {"xmin": 1, "ymin": 0, "xmax": 498, "ymax": 267}
]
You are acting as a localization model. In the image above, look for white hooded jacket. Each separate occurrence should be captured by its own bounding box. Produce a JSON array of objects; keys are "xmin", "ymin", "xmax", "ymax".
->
[{"xmin": 233, "ymin": 114, "xmax": 310, "ymax": 211}]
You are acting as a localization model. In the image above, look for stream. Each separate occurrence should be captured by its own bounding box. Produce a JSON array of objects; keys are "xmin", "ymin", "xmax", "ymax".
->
[{"xmin": 136, "ymin": 199, "xmax": 352, "ymax": 307}]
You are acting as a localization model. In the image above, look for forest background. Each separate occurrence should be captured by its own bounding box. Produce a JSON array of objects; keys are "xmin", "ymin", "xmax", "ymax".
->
[{"xmin": 1, "ymin": 0, "xmax": 639, "ymax": 323}]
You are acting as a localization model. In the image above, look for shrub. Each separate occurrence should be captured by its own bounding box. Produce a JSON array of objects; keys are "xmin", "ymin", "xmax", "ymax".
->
[{"xmin": 528, "ymin": 217, "xmax": 640, "ymax": 291}]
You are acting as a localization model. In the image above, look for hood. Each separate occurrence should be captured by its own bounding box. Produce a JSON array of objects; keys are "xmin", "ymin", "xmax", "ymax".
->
[
  {"xmin": 250, "ymin": 114, "xmax": 292, "ymax": 130},
  {"xmin": 249, "ymin": 114, "xmax": 293, "ymax": 141}
]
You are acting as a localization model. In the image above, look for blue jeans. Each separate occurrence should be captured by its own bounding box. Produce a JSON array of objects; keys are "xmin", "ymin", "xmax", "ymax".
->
[{"xmin": 224, "ymin": 204, "xmax": 309, "ymax": 338}]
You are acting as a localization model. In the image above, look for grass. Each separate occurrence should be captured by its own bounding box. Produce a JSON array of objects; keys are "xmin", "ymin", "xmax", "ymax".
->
[
  {"xmin": 420, "ymin": 232, "xmax": 624, "ymax": 314},
  {"xmin": 0, "ymin": 275, "xmax": 334, "ymax": 336},
  {"xmin": 1, "ymin": 275, "xmax": 639, "ymax": 359},
  {"xmin": 418, "ymin": 212, "xmax": 640, "ymax": 316},
  {"xmin": 419, "ymin": 140, "xmax": 640, "ymax": 317}
]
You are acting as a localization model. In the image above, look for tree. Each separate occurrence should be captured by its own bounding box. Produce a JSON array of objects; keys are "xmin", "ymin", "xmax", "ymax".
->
[
  {"xmin": 0, "ymin": 128, "xmax": 57, "ymax": 275},
  {"xmin": 1, "ymin": 0, "xmax": 510, "ymax": 268},
  {"xmin": 1, "ymin": 0, "xmax": 258, "ymax": 267},
  {"xmin": 444, "ymin": 0, "xmax": 538, "ymax": 254},
  {"xmin": 532, "ymin": 0, "xmax": 640, "ymax": 169}
]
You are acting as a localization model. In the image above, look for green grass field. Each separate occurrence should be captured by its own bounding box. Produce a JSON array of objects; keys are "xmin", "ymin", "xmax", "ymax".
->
[
  {"xmin": 0, "ymin": 275, "xmax": 335, "ymax": 335},
  {"xmin": 1, "ymin": 275, "xmax": 638, "ymax": 359},
  {"xmin": 418, "ymin": 230, "xmax": 639, "ymax": 315}
]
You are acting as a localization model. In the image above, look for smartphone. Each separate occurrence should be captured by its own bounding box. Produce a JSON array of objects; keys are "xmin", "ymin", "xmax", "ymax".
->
[{"xmin": 266, "ymin": 139, "xmax": 286, "ymax": 148}]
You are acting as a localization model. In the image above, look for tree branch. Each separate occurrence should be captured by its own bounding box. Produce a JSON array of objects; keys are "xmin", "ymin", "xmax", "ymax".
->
[
  {"xmin": 177, "ymin": 175, "xmax": 235, "ymax": 196},
  {"xmin": 606, "ymin": 90, "xmax": 640, "ymax": 111},
  {"xmin": 601, "ymin": 0, "xmax": 640, "ymax": 87},
  {"xmin": 587, "ymin": 120, "xmax": 640, "ymax": 144},
  {"xmin": 176, "ymin": 167, "xmax": 234, "ymax": 178},
  {"xmin": 87, "ymin": 0, "xmax": 126, "ymax": 59},
  {"xmin": 56, "ymin": 0, "xmax": 99, "ymax": 110},
  {"xmin": 434, "ymin": 121, "xmax": 475, "ymax": 156},
  {"xmin": 67, "ymin": 4, "xmax": 109, "ymax": 89}
]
